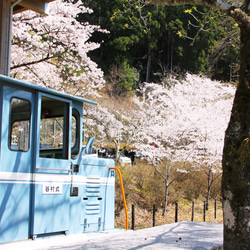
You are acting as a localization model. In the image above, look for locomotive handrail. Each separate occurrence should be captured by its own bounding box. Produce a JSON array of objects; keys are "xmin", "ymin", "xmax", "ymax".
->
[
  {"xmin": 109, "ymin": 167, "xmax": 128, "ymax": 231},
  {"xmin": 36, "ymin": 167, "xmax": 72, "ymax": 172},
  {"xmin": 81, "ymin": 163, "xmax": 107, "ymax": 167}
]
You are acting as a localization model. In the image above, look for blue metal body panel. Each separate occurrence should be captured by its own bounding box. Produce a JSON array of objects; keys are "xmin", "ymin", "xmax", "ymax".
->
[{"xmin": 0, "ymin": 75, "xmax": 115, "ymax": 244}]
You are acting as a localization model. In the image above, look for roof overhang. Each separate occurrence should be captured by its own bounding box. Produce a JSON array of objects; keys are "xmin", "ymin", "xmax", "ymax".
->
[{"xmin": 11, "ymin": 0, "xmax": 55, "ymax": 15}]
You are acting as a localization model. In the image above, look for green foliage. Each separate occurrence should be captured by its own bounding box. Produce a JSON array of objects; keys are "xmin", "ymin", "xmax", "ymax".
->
[
  {"xmin": 79, "ymin": 0, "xmax": 239, "ymax": 82},
  {"xmin": 108, "ymin": 62, "xmax": 139, "ymax": 97},
  {"xmin": 207, "ymin": 16, "xmax": 240, "ymax": 82}
]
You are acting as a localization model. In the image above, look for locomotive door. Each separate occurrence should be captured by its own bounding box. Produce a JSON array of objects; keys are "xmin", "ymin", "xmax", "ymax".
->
[
  {"xmin": 0, "ymin": 86, "xmax": 34, "ymax": 242},
  {"xmin": 32, "ymin": 94, "xmax": 71, "ymax": 237}
]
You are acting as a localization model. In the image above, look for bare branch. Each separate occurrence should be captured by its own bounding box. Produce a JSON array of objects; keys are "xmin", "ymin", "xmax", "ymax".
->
[{"xmin": 10, "ymin": 53, "xmax": 59, "ymax": 70}]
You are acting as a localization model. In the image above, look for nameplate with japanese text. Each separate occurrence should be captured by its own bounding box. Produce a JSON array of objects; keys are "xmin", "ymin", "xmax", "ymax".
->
[{"xmin": 42, "ymin": 183, "xmax": 62, "ymax": 194}]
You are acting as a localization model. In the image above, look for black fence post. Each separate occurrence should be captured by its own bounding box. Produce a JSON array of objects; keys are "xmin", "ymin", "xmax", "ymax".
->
[
  {"xmin": 153, "ymin": 204, "xmax": 156, "ymax": 227},
  {"xmin": 191, "ymin": 201, "xmax": 195, "ymax": 222},
  {"xmin": 214, "ymin": 199, "xmax": 217, "ymax": 219},
  {"xmin": 131, "ymin": 204, "xmax": 135, "ymax": 230},
  {"xmin": 175, "ymin": 202, "xmax": 178, "ymax": 222},
  {"xmin": 203, "ymin": 201, "xmax": 206, "ymax": 222}
]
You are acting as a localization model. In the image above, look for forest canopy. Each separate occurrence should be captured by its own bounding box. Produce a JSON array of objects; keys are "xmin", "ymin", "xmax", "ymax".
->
[{"xmin": 80, "ymin": 0, "xmax": 239, "ymax": 83}]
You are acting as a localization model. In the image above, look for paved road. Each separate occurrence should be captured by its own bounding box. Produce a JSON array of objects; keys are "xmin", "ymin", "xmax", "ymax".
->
[{"xmin": 0, "ymin": 222, "xmax": 223, "ymax": 250}]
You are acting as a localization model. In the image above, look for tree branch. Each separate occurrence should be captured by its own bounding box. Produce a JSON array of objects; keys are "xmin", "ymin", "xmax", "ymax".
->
[
  {"xmin": 148, "ymin": 0, "xmax": 233, "ymax": 13},
  {"xmin": 11, "ymin": 54, "xmax": 59, "ymax": 70},
  {"xmin": 153, "ymin": 165, "xmax": 166, "ymax": 179},
  {"xmin": 149, "ymin": 0, "xmax": 250, "ymax": 30}
]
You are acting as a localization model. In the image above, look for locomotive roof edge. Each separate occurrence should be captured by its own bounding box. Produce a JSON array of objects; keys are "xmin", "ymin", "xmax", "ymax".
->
[{"xmin": 0, "ymin": 74, "xmax": 97, "ymax": 106}]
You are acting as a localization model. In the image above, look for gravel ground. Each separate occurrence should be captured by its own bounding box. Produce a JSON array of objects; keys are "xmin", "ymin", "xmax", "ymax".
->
[{"xmin": 0, "ymin": 222, "xmax": 223, "ymax": 250}]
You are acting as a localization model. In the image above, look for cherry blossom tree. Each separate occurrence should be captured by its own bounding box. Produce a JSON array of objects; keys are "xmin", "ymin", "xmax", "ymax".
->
[
  {"xmin": 133, "ymin": 74, "xmax": 235, "ymax": 160},
  {"xmin": 83, "ymin": 100, "xmax": 144, "ymax": 161},
  {"xmin": 11, "ymin": 0, "xmax": 107, "ymax": 97},
  {"xmin": 85, "ymin": 73, "xmax": 235, "ymax": 213},
  {"xmin": 132, "ymin": 74, "xmax": 235, "ymax": 213},
  {"xmin": 85, "ymin": 105, "xmax": 125, "ymax": 159},
  {"xmin": 87, "ymin": 74, "xmax": 235, "ymax": 168}
]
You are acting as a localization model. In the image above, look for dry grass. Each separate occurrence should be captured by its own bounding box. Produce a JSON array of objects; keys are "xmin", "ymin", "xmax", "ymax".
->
[
  {"xmin": 96, "ymin": 86, "xmax": 138, "ymax": 113},
  {"xmin": 115, "ymin": 200, "xmax": 223, "ymax": 230}
]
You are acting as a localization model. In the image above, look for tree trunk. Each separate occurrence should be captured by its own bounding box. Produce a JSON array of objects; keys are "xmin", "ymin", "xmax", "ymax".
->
[
  {"xmin": 205, "ymin": 167, "xmax": 212, "ymax": 210},
  {"xmin": 146, "ymin": 41, "xmax": 151, "ymax": 82},
  {"xmin": 114, "ymin": 139, "xmax": 120, "ymax": 162},
  {"xmin": 222, "ymin": 26, "xmax": 250, "ymax": 249},
  {"xmin": 162, "ymin": 160, "xmax": 171, "ymax": 216},
  {"xmin": 162, "ymin": 180, "xmax": 169, "ymax": 216}
]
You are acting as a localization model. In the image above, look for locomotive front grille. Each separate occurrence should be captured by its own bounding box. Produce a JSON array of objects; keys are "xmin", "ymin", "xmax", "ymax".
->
[{"xmin": 84, "ymin": 177, "xmax": 102, "ymax": 215}]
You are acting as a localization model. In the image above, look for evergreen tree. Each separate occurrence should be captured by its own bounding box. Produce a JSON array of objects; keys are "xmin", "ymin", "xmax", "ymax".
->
[{"xmin": 79, "ymin": 0, "xmax": 239, "ymax": 82}]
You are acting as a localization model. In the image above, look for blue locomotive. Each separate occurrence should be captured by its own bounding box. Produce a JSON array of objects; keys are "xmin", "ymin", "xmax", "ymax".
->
[{"xmin": 0, "ymin": 74, "xmax": 115, "ymax": 243}]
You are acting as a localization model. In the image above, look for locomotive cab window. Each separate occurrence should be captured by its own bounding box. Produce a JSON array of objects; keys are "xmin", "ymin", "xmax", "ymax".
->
[
  {"xmin": 39, "ymin": 96, "xmax": 69, "ymax": 159},
  {"xmin": 9, "ymin": 98, "xmax": 31, "ymax": 151}
]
